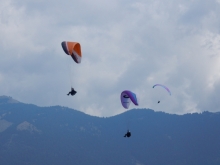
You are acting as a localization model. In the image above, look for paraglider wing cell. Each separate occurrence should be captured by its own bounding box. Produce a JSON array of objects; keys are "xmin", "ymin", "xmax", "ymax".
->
[
  {"xmin": 121, "ymin": 92, "xmax": 131, "ymax": 109},
  {"xmin": 61, "ymin": 42, "xmax": 69, "ymax": 55}
]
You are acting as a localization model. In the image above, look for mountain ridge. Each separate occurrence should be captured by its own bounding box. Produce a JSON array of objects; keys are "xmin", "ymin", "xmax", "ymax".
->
[{"xmin": 0, "ymin": 95, "xmax": 220, "ymax": 165}]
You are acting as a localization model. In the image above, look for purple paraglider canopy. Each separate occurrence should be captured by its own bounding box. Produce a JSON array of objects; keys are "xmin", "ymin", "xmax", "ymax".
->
[
  {"xmin": 152, "ymin": 84, "xmax": 171, "ymax": 95},
  {"xmin": 120, "ymin": 90, "xmax": 139, "ymax": 109}
]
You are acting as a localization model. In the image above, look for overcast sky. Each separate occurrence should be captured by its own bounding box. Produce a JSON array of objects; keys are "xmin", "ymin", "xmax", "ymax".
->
[{"xmin": 1, "ymin": 0, "xmax": 220, "ymax": 117}]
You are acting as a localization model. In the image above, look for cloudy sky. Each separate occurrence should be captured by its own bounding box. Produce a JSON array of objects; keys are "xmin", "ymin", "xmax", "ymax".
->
[{"xmin": 1, "ymin": 0, "xmax": 220, "ymax": 117}]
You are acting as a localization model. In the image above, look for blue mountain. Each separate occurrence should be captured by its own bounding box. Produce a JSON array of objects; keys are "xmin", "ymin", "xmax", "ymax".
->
[{"xmin": 0, "ymin": 96, "xmax": 220, "ymax": 165}]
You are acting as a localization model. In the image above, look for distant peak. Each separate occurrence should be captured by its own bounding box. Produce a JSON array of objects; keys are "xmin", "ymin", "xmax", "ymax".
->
[{"xmin": 0, "ymin": 96, "xmax": 20, "ymax": 104}]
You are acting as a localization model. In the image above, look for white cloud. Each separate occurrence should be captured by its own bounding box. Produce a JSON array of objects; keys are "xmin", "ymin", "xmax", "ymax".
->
[{"xmin": 1, "ymin": 0, "xmax": 220, "ymax": 116}]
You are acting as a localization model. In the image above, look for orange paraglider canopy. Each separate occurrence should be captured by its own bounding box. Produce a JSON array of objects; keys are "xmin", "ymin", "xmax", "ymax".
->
[{"xmin": 61, "ymin": 41, "xmax": 82, "ymax": 63}]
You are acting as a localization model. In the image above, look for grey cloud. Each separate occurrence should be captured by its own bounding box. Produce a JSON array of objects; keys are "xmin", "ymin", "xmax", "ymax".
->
[{"xmin": 1, "ymin": 0, "xmax": 220, "ymax": 116}]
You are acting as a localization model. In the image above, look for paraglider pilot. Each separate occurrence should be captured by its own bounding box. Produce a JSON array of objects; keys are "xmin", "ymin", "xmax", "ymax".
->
[
  {"xmin": 67, "ymin": 88, "xmax": 77, "ymax": 96},
  {"xmin": 124, "ymin": 130, "xmax": 131, "ymax": 138},
  {"xmin": 158, "ymin": 101, "xmax": 160, "ymax": 103}
]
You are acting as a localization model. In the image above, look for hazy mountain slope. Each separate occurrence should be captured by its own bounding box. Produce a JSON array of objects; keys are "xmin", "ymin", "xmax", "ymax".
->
[{"xmin": 0, "ymin": 96, "xmax": 220, "ymax": 165}]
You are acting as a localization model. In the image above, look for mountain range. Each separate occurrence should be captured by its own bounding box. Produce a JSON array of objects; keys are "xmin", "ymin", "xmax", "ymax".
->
[{"xmin": 0, "ymin": 95, "xmax": 220, "ymax": 165}]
